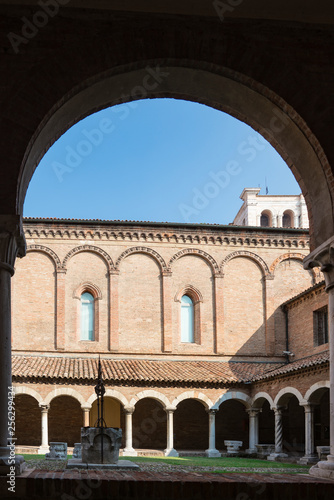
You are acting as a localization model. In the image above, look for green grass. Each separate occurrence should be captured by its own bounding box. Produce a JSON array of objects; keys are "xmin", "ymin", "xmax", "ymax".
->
[
  {"xmin": 123, "ymin": 456, "xmax": 309, "ymax": 469},
  {"xmin": 20, "ymin": 454, "xmax": 310, "ymax": 474}
]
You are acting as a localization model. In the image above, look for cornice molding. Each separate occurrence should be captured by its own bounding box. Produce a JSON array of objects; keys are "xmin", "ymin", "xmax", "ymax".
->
[{"xmin": 23, "ymin": 225, "xmax": 309, "ymax": 249}]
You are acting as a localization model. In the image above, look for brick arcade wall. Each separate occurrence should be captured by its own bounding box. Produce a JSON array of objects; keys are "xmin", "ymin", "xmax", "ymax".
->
[
  {"xmin": 11, "ymin": 222, "xmax": 315, "ymax": 361},
  {"xmin": 215, "ymin": 400, "xmax": 249, "ymax": 451},
  {"xmin": 15, "ymin": 394, "xmax": 41, "ymax": 446},
  {"xmin": 132, "ymin": 399, "xmax": 167, "ymax": 450},
  {"xmin": 48, "ymin": 396, "xmax": 82, "ymax": 447}
]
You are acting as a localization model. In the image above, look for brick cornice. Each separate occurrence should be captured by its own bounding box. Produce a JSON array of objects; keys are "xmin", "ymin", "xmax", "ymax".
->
[{"xmin": 23, "ymin": 221, "xmax": 310, "ymax": 249}]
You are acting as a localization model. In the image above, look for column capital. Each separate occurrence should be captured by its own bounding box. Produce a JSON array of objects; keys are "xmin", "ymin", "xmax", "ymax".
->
[
  {"xmin": 0, "ymin": 215, "xmax": 26, "ymax": 274},
  {"xmin": 39, "ymin": 404, "xmax": 50, "ymax": 412},
  {"xmin": 165, "ymin": 406, "xmax": 177, "ymax": 413},
  {"xmin": 124, "ymin": 406, "xmax": 135, "ymax": 415},
  {"xmin": 303, "ymin": 235, "xmax": 334, "ymax": 290},
  {"xmin": 162, "ymin": 271, "xmax": 172, "ymax": 278},
  {"xmin": 81, "ymin": 404, "xmax": 92, "ymax": 411},
  {"xmin": 206, "ymin": 408, "xmax": 218, "ymax": 415},
  {"xmin": 246, "ymin": 408, "xmax": 262, "ymax": 417},
  {"xmin": 300, "ymin": 402, "xmax": 316, "ymax": 412}
]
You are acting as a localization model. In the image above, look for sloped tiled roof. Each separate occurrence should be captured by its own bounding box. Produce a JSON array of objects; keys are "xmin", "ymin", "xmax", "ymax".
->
[
  {"xmin": 252, "ymin": 351, "xmax": 329, "ymax": 382},
  {"xmin": 12, "ymin": 355, "xmax": 282, "ymax": 386}
]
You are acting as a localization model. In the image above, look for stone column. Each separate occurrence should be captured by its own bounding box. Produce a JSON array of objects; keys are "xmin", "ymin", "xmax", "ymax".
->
[
  {"xmin": 214, "ymin": 273, "xmax": 224, "ymax": 354},
  {"xmin": 164, "ymin": 408, "xmax": 178, "ymax": 457},
  {"xmin": 162, "ymin": 272, "xmax": 173, "ymax": 352},
  {"xmin": 299, "ymin": 404, "xmax": 318, "ymax": 464},
  {"xmin": 38, "ymin": 404, "xmax": 50, "ymax": 454},
  {"xmin": 246, "ymin": 408, "xmax": 261, "ymax": 454},
  {"xmin": 267, "ymin": 407, "xmax": 288, "ymax": 461},
  {"xmin": 123, "ymin": 407, "xmax": 137, "ymax": 456},
  {"xmin": 277, "ymin": 214, "xmax": 282, "ymax": 228},
  {"xmin": 304, "ymin": 237, "xmax": 334, "ymax": 478},
  {"xmin": 294, "ymin": 214, "xmax": 299, "ymax": 228},
  {"xmin": 81, "ymin": 404, "xmax": 91, "ymax": 427},
  {"xmin": 0, "ymin": 216, "xmax": 26, "ymax": 475},
  {"xmin": 205, "ymin": 409, "xmax": 221, "ymax": 457}
]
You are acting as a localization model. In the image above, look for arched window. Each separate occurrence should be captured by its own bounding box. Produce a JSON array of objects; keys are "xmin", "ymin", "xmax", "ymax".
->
[
  {"xmin": 181, "ymin": 295, "xmax": 194, "ymax": 343},
  {"xmin": 80, "ymin": 292, "xmax": 94, "ymax": 341},
  {"xmin": 260, "ymin": 213, "xmax": 269, "ymax": 227},
  {"xmin": 283, "ymin": 210, "xmax": 294, "ymax": 228}
]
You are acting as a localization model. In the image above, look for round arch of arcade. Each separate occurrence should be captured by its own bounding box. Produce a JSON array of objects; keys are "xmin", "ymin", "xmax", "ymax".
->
[
  {"xmin": 18, "ymin": 62, "xmax": 334, "ymax": 248},
  {"xmin": 130, "ymin": 390, "xmax": 171, "ymax": 409},
  {"xmin": 273, "ymin": 386, "xmax": 304, "ymax": 408},
  {"xmin": 44, "ymin": 387, "xmax": 86, "ymax": 406},
  {"xmin": 304, "ymin": 381, "xmax": 330, "ymax": 404},
  {"xmin": 220, "ymin": 251, "xmax": 271, "ymax": 278},
  {"xmin": 172, "ymin": 391, "xmax": 213, "ymax": 409},
  {"xmin": 27, "ymin": 245, "xmax": 62, "ymax": 272},
  {"xmin": 251, "ymin": 391, "xmax": 274, "ymax": 409},
  {"xmin": 269, "ymin": 253, "xmax": 318, "ymax": 281},
  {"xmin": 13, "ymin": 385, "xmax": 44, "ymax": 405},
  {"xmin": 212, "ymin": 390, "xmax": 252, "ymax": 410},
  {"xmin": 86, "ymin": 389, "xmax": 130, "ymax": 409},
  {"xmin": 62, "ymin": 246, "xmax": 115, "ymax": 273},
  {"xmin": 168, "ymin": 249, "xmax": 220, "ymax": 275},
  {"xmin": 115, "ymin": 247, "xmax": 168, "ymax": 273}
]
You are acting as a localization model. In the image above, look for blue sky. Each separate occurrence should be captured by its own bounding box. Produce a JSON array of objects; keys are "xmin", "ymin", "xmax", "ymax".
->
[{"xmin": 24, "ymin": 98, "xmax": 301, "ymax": 225}]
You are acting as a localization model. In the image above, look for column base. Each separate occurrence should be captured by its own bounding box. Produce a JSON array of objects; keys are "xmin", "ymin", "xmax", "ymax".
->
[
  {"xmin": 246, "ymin": 448, "xmax": 257, "ymax": 455},
  {"xmin": 267, "ymin": 452, "xmax": 288, "ymax": 461},
  {"xmin": 123, "ymin": 447, "xmax": 137, "ymax": 457},
  {"xmin": 164, "ymin": 448, "xmax": 179, "ymax": 457},
  {"xmin": 205, "ymin": 448, "xmax": 221, "ymax": 458},
  {"xmin": 38, "ymin": 445, "xmax": 50, "ymax": 454},
  {"xmin": 0, "ymin": 455, "xmax": 26, "ymax": 477},
  {"xmin": 298, "ymin": 454, "xmax": 319, "ymax": 465},
  {"xmin": 309, "ymin": 455, "xmax": 334, "ymax": 480}
]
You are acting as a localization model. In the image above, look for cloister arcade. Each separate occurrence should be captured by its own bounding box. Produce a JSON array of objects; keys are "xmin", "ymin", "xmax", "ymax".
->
[{"xmin": 13, "ymin": 383, "xmax": 329, "ymax": 461}]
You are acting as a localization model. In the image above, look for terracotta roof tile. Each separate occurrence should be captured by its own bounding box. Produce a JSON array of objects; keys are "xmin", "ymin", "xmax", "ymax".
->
[
  {"xmin": 12, "ymin": 355, "xmax": 283, "ymax": 385},
  {"xmin": 12, "ymin": 352, "xmax": 328, "ymax": 385},
  {"xmin": 253, "ymin": 351, "xmax": 329, "ymax": 381}
]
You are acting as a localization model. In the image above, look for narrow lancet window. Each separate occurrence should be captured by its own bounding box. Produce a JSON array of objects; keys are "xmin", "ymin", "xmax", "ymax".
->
[
  {"xmin": 181, "ymin": 295, "xmax": 194, "ymax": 343},
  {"xmin": 81, "ymin": 292, "xmax": 94, "ymax": 340}
]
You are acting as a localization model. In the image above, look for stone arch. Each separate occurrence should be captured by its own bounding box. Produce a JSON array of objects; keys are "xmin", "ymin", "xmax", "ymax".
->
[
  {"xmin": 174, "ymin": 284, "xmax": 203, "ymax": 303},
  {"xmin": 115, "ymin": 247, "xmax": 168, "ymax": 273},
  {"xmin": 130, "ymin": 390, "xmax": 171, "ymax": 409},
  {"xmin": 221, "ymin": 250, "xmax": 270, "ymax": 277},
  {"xmin": 62, "ymin": 245, "xmax": 114, "ymax": 272},
  {"xmin": 73, "ymin": 282, "xmax": 102, "ymax": 300},
  {"xmin": 87, "ymin": 389, "xmax": 129, "ymax": 409},
  {"xmin": 168, "ymin": 249, "xmax": 219, "ymax": 274},
  {"xmin": 251, "ymin": 391, "xmax": 274, "ymax": 409},
  {"xmin": 172, "ymin": 391, "xmax": 213, "ymax": 410},
  {"xmin": 270, "ymin": 253, "xmax": 307, "ymax": 274},
  {"xmin": 27, "ymin": 245, "xmax": 62, "ymax": 271},
  {"xmin": 212, "ymin": 391, "xmax": 252, "ymax": 410},
  {"xmin": 17, "ymin": 63, "xmax": 334, "ymax": 247},
  {"xmin": 304, "ymin": 381, "xmax": 330, "ymax": 404},
  {"xmin": 44, "ymin": 387, "xmax": 86, "ymax": 406},
  {"xmin": 13, "ymin": 385, "xmax": 44, "ymax": 405},
  {"xmin": 260, "ymin": 209, "xmax": 273, "ymax": 227},
  {"xmin": 273, "ymin": 387, "xmax": 304, "ymax": 408}
]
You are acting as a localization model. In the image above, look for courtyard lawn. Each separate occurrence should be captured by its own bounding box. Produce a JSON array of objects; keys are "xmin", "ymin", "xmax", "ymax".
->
[
  {"xmin": 20, "ymin": 454, "xmax": 311, "ymax": 474},
  {"xmin": 124, "ymin": 456, "xmax": 309, "ymax": 469}
]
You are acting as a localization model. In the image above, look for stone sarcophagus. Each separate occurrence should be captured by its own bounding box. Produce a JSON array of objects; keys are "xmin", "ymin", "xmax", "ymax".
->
[{"xmin": 81, "ymin": 427, "xmax": 122, "ymax": 464}]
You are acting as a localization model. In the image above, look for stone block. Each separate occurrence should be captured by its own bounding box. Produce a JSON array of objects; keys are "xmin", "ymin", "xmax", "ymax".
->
[
  {"xmin": 81, "ymin": 427, "xmax": 122, "ymax": 464},
  {"xmin": 45, "ymin": 442, "xmax": 67, "ymax": 460}
]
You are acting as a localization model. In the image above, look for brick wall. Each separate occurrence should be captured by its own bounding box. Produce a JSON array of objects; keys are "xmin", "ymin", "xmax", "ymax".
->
[
  {"xmin": 11, "ymin": 223, "xmax": 316, "ymax": 360},
  {"xmin": 287, "ymin": 284, "xmax": 328, "ymax": 360},
  {"xmin": 49, "ymin": 396, "xmax": 82, "ymax": 447},
  {"xmin": 15, "ymin": 394, "xmax": 41, "ymax": 446}
]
